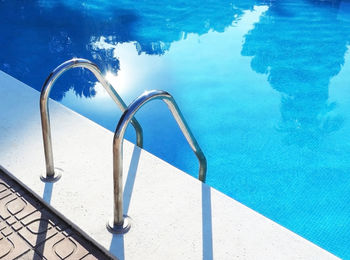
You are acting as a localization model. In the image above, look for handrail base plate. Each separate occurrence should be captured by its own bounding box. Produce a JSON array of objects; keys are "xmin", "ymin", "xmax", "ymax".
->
[
  {"xmin": 40, "ymin": 168, "xmax": 63, "ymax": 183},
  {"xmin": 107, "ymin": 216, "xmax": 131, "ymax": 234}
]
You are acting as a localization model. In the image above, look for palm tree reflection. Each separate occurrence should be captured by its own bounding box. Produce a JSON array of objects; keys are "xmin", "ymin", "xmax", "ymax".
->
[{"xmin": 241, "ymin": 0, "xmax": 350, "ymax": 146}]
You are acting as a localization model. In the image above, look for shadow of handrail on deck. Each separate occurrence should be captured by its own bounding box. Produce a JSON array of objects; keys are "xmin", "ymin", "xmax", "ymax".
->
[
  {"xmin": 123, "ymin": 146, "xmax": 141, "ymax": 213},
  {"xmin": 34, "ymin": 181, "xmax": 55, "ymax": 259},
  {"xmin": 110, "ymin": 235, "xmax": 125, "ymax": 260},
  {"xmin": 109, "ymin": 145, "xmax": 141, "ymax": 260},
  {"xmin": 202, "ymin": 183, "xmax": 214, "ymax": 260},
  {"xmin": 43, "ymin": 182, "xmax": 53, "ymax": 204},
  {"xmin": 109, "ymin": 146, "xmax": 213, "ymax": 259}
]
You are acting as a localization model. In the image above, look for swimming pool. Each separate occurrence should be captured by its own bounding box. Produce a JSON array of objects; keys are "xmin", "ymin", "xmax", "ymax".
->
[{"xmin": 1, "ymin": 0, "xmax": 350, "ymax": 258}]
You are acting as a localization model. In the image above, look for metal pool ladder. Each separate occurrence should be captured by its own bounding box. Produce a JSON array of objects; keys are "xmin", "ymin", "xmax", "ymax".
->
[
  {"xmin": 39, "ymin": 59, "xmax": 207, "ymax": 235},
  {"xmin": 107, "ymin": 90, "xmax": 207, "ymax": 234},
  {"xmin": 40, "ymin": 58, "xmax": 143, "ymax": 182}
]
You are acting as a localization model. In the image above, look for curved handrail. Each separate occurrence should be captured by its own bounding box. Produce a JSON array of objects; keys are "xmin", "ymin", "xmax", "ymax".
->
[
  {"xmin": 40, "ymin": 58, "xmax": 143, "ymax": 182},
  {"xmin": 107, "ymin": 90, "xmax": 207, "ymax": 233}
]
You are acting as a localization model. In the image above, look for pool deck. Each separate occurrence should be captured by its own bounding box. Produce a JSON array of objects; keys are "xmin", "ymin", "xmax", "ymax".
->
[{"xmin": 0, "ymin": 70, "xmax": 339, "ymax": 259}]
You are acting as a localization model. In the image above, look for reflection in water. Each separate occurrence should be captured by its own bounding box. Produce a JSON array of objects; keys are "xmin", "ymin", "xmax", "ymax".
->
[
  {"xmin": 241, "ymin": 0, "xmax": 350, "ymax": 146},
  {"xmin": 0, "ymin": 0, "xmax": 258, "ymax": 100}
]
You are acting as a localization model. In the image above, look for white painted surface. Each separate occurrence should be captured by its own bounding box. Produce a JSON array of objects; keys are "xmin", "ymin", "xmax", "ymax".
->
[{"xmin": 0, "ymin": 70, "xmax": 338, "ymax": 259}]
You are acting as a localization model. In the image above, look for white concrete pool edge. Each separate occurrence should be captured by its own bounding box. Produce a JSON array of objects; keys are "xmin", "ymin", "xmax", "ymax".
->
[{"xmin": 0, "ymin": 70, "xmax": 338, "ymax": 259}]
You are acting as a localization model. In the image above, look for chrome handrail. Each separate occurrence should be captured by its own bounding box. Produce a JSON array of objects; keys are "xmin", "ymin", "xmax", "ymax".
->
[
  {"xmin": 40, "ymin": 58, "xmax": 143, "ymax": 182},
  {"xmin": 107, "ymin": 90, "xmax": 207, "ymax": 234}
]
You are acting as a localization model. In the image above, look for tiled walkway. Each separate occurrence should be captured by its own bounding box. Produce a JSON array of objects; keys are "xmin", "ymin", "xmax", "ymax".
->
[{"xmin": 0, "ymin": 169, "xmax": 114, "ymax": 259}]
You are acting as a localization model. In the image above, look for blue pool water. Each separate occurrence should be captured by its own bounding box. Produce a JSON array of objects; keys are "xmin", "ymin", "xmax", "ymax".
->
[{"xmin": 1, "ymin": 0, "xmax": 350, "ymax": 257}]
